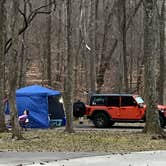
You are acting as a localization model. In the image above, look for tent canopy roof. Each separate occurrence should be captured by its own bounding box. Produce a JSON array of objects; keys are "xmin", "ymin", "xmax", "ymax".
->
[{"xmin": 16, "ymin": 85, "xmax": 61, "ymax": 96}]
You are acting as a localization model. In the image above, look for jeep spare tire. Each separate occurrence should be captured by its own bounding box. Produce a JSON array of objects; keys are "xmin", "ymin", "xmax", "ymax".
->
[{"xmin": 73, "ymin": 100, "xmax": 86, "ymax": 118}]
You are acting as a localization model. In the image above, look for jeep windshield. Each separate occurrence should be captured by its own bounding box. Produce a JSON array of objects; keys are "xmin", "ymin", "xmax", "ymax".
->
[{"xmin": 135, "ymin": 96, "xmax": 144, "ymax": 104}]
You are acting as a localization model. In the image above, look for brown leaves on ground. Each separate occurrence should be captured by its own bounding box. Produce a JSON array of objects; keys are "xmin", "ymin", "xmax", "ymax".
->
[{"xmin": 0, "ymin": 129, "xmax": 166, "ymax": 152}]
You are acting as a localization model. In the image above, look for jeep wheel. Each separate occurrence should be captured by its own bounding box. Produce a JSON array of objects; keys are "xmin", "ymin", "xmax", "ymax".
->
[
  {"xmin": 159, "ymin": 115, "xmax": 165, "ymax": 128},
  {"xmin": 93, "ymin": 112, "xmax": 110, "ymax": 128}
]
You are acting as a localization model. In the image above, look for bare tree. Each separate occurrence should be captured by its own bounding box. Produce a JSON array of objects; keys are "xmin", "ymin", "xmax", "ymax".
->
[
  {"xmin": 56, "ymin": 6, "xmax": 62, "ymax": 84},
  {"xmin": 64, "ymin": 0, "xmax": 74, "ymax": 133},
  {"xmin": 5, "ymin": 0, "xmax": 56, "ymax": 54},
  {"xmin": 45, "ymin": 0, "xmax": 52, "ymax": 86},
  {"xmin": 157, "ymin": 0, "xmax": 165, "ymax": 104},
  {"xmin": 41, "ymin": 0, "xmax": 52, "ymax": 86},
  {"xmin": 121, "ymin": 0, "xmax": 128, "ymax": 93},
  {"xmin": 0, "ymin": 0, "xmax": 7, "ymax": 132},
  {"xmin": 8, "ymin": 0, "xmax": 23, "ymax": 139},
  {"xmin": 143, "ymin": 0, "xmax": 164, "ymax": 136},
  {"xmin": 89, "ymin": 0, "xmax": 97, "ymax": 94},
  {"xmin": 18, "ymin": 1, "xmax": 29, "ymax": 88}
]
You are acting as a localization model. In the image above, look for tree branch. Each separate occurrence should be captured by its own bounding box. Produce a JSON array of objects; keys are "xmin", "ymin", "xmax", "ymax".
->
[
  {"xmin": 5, "ymin": 0, "xmax": 56, "ymax": 54},
  {"xmin": 126, "ymin": 0, "xmax": 143, "ymax": 31},
  {"xmin": 18, "ymin": 8, "xmax": 28, "ymax": 29}
]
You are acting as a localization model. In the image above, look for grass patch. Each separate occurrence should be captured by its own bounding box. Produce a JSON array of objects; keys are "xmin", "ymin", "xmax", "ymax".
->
[{"xmin": 0, "ymin": 129, "xmax": 166, "ymax": 152}]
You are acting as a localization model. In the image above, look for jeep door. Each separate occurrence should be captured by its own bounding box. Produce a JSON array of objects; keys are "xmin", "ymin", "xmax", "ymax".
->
[
  {"xmin": 119, "ymin": 96, "xmax": 141, "ymax": 120},
  {"xmin": 106, "ymin": 96, "xmax": 120, "ymax": 119}
]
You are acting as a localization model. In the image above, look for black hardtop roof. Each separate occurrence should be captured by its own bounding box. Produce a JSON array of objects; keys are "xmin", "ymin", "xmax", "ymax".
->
[{"xmin": 91, "ymin": 94, "xmax": 137, "ymax": 97}]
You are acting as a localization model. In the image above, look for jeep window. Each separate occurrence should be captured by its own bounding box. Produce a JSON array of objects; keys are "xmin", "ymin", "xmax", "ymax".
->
[
  {"xmin": 135, "ymin": 96, "xmax": 144, "ymax": 104},
  {"xmin": 121, "ymin": 96, "xmax": 137, "ymax": 106},
  {"xmin": 107, "ymin": 96, "xmax": 119, "ymax": 107},
  {"xmin": 91, "ymin": 96, "xmax": 106, "ymax": 106}
]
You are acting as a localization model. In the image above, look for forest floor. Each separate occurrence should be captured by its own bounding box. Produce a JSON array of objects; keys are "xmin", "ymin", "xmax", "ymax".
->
[{"xmin": 0, "ymin": 128, "xmax": 166, "ymax": 152}]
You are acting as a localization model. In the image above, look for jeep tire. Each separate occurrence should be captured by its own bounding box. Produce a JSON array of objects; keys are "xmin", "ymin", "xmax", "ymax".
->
[{"xmin": 93, "ymin": 112, "xmax": 110, "ymax": 128}]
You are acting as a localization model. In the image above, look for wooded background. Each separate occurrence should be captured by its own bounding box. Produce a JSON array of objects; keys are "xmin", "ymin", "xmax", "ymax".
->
[
  {"xmin": 0, "ymin": 0, "xmax": 165, "ymax": 136},
  {"xmin": 1, "ymin": 0, "xmax": 165, "ymax": 104}
]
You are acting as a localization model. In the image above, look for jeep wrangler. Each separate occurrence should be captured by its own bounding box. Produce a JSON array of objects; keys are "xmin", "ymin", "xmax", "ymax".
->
[{"xmin": 73, "ymin": 94, "xmax": 166, "ymax": 128}]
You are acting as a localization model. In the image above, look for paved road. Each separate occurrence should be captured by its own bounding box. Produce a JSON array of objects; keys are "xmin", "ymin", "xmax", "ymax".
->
[
  {"xmin": 28, "ymin": 151, "xmax": 166, "ymax": 166},
  {"xmin": 0, "ymin": 152, "xmax": 108, "ymax": 166},
  {"xmin": 1, "ymin": 151, "xmax": 166, "ymax": 166},
  {"xmin": 73, "ymin": 121, "xmax": 166, "ymax": 132},
  {"xmin": 73, "ymin": 121, "xmax": 145, "ymax": 132}
]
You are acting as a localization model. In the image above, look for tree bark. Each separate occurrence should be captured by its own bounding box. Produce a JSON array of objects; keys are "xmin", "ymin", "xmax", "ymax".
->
[
  {"xmin": 118, "ymin": 0, "xmax": 128, "ymax": 93},
  {"xmin": 45, "ymin": 0, "xmax": 52, "ymax": 86},
  {"xmin": 122, "ymin": 0, "xmax": 128, "ymax": 93},
  {"xmin": 18, "ymin": 2, "xmax": 28, "ymax": 88},
  {"xmin": 64, "ymin": 0, "xmax": 74, "ymax": 133},
  {"xmin": 97, "ymin": 39, "xmax": 117, "ymax": 93},
  {"xmin": 89, "ymin": 0, "xmax": 96, "ymax": 94},
  {"xmin": 143, "ymin": 0, "xmax": 164, "ymax": 136},
  {"xmin": 0, "ymin": 0, "xmax": 7, "ymax": 132},
  {"xmin": 8, "ymin": 0, "xmax": 23, "ymax": 139},
  {"xmin": 18, "ymin": 39, "xmax": 25, "ymax": 88},
  {"xmin": 56, "ymin": 7, "xmax": 62, "ymax": 83},
  {"xmin": 157, "ymin": 0, "xmax": 165, "ymax": 104}
]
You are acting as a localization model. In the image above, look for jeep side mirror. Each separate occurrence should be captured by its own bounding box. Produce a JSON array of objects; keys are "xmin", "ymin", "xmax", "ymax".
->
[{"xmin": 138, "ymin": 103, "xmax": 144, "ymax": 108}]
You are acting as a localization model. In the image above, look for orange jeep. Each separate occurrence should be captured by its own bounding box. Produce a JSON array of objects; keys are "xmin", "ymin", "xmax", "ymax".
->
[{"xmin": 74, "ymin": 94, "xmax": 166, "ymax": 128}]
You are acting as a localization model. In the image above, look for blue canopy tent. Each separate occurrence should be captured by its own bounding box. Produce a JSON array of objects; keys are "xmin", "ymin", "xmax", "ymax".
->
[{"xmin": 16, "ymin": 85, "xmax": 65, "ymax": 128}]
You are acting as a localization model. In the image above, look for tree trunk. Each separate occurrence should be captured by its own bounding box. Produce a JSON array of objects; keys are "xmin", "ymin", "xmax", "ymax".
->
[
  {"xmin": 0, "ymin": 0, "xmax": 7, "ymax": 132},
  {"xmin": 122, "ymin": 0, "xmax": 128, "ymax": 93},
  {"xmin": 143, "ymin": 0, "xmax": 164, "ymax": 136},
  {"xmin": 18, "ymin": 1, "xmax": 27, "ymax": 88},
  {"xmin": 89, "ymin": 0, "xmax": 96, "ymax": 94},
  {"xmin": 96, "ymin": 1, "xmax": 115, "ymax": 93},
  {"xmin": 157, "ymin": 0, "xmax": 165, "ymax": 104},
  {"xmin": 97, "ymin": 40, "xmax": 117, "ymax": 93},
  {"xmin": 9, "ymin": 87, "xmax": 22, "ymax": 139},
  {"xmin": 118, "ymin": 0, "xmax": 128, "ymax": 93},
  {"xmin": 56, "ymin": 8, "xmax": 62, "ymax": 83},
  {"xmin": 45, "ymin": 0, "xmax": 52, "ymax": 86},
  {"xmin": 64, "ymin": 0, "xmax": 74, "ymax": 133},
  {"xmin": 18, "ymin": 40, "xmax": 25, "ymax": 88},
  {"xmin": 8, "ymin": 0, "xmax": 23, "ymax": 139}
]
